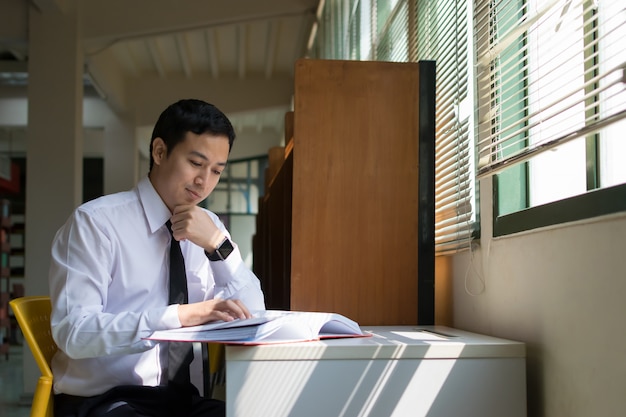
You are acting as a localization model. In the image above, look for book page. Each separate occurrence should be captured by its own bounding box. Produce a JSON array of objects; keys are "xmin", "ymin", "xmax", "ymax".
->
[
  {"xmin": 168, "ymin": 315, "xmax": 272, "ymax": 333},
  {"xmin": 145, "ymin": 310, "xmax": 365, "ymax": 344}
]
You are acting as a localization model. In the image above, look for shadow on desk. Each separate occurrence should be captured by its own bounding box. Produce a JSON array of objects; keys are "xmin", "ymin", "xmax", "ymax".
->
[{"xmin": 223, "ymin": 326, "xmax": 526, "ymax": 417}]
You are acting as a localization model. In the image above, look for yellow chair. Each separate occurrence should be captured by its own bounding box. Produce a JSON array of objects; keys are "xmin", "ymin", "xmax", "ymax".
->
[
  {"xmin": 9, "ymin": 296, "xmax": 57, "ymax": 417},
  {"xmin": 201, "ymin": 342, "xmax": 225, "ymax": 398},
  {"xmin": 207, "ymin": 343, "xmax": 225, "ymax": 397},
  {"xmin": 10, "ymin": 295, "xmax": 225, "ymax": 410}
]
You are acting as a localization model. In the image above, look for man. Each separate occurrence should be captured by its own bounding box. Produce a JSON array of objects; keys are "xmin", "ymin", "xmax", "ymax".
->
[{"xmin": 49, "ymin": 99, "xmax": 265, "ymax": 417}]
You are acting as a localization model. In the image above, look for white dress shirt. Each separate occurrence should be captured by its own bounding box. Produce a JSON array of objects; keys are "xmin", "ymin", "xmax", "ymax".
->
[{"xmin": 49, "ymin": 176, "xmax": 265, "ymax": 396}]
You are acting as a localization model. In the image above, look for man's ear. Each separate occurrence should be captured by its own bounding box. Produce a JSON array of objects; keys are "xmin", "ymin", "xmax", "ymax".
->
[{"xmin": 152, "ymin": 138, "xmax": 167, "ymax": 166}]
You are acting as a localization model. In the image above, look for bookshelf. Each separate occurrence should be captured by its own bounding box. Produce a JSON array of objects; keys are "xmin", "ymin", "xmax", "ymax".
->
[
  {"xmin": 0, "ymin": 199, "xmax": 11, "ymax": 357},
  {"xmin": 254, "ymin": 59, "xmax": 435, "ymax": 326}
]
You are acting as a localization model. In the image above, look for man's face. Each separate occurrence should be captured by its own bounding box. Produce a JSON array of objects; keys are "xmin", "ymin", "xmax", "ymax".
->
[{"xmin": 150, "ymin": 131, "xmax": 230, "ymax": 212}]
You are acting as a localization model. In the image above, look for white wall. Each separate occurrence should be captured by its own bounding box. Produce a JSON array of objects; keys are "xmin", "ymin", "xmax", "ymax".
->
[{"xmin": 450, "ymin": 177, "xmax": 626, "ymax": 417}]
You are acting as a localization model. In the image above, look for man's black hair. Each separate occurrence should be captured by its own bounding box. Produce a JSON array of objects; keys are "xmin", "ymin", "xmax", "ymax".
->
[{"xmin": 149, "ymin": 99, "xmax": 235, "ymax": 171}]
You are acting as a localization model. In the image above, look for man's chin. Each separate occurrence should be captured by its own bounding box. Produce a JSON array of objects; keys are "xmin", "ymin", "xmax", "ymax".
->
[{"xmin": 184, "ymin": 189, "xmax": 205, "ymax": 203}]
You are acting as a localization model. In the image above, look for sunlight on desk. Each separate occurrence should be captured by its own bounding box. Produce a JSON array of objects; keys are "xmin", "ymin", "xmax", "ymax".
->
[{"xmin": 225, "ymin": 326, "xmax": 526, "ymax": 417}]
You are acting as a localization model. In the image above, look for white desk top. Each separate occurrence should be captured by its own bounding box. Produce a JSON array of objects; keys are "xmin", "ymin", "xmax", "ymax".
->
[{"xmin": 225, "ymin": 325, "xmax": 525, "ymax": 362}]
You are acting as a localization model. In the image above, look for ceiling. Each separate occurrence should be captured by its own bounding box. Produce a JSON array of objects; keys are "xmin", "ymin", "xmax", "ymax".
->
[{"xmin": 0, "ymin": 0, "xmax": 323, "ymax": 159}]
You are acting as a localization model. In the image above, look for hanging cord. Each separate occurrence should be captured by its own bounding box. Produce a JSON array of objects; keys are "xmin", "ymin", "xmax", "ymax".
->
[{"xmin": 464, "ymin": 227, "xmax": 487, "ymax": 297}]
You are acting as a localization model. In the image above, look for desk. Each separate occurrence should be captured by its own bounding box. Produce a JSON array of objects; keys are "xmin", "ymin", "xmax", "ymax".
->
[{"xmin": 225, "ymin": 326, "xmax": 526, "ymax": 417}]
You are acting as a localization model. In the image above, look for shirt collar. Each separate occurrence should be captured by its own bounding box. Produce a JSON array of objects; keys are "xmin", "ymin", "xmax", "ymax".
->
[{"xmin": 137, "ymin": 176, "xmax": 171, "ymax": 234}]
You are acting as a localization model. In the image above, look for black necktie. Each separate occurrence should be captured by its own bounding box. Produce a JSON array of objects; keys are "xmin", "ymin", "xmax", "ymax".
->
[{"xmin": 166, "ymin": 220, "xmax": 194, "ymax": 386}]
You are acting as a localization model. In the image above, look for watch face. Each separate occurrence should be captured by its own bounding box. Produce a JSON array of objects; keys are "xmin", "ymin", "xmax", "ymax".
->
[{"xmin": 218, "ymin": 238, "xmax": 234, "ymax": 260}]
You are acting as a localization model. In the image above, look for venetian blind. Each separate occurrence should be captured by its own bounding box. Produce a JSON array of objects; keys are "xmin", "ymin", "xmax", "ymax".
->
[
  {"xmin": 475, "ymin": 0, "xmax": 626, "ymax": 178},
  {"xmin": 413, "ymin": 0, "xmax": 475, "ymax": 254}
]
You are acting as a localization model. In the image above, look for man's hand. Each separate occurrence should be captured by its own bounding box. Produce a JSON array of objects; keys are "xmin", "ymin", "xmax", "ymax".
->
[
  {"xmin": 169, "ymin": 205, "xmax": 225, "ymax": 252},
  {"xmin": 178, "ymin": 298, "xmax": 252, "ymax": 327}
]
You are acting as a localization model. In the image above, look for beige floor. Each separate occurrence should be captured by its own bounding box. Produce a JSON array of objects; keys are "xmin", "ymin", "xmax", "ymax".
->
[{"xmin": 0, "ymin": 345, "xmax": 32, "ymax": 417}]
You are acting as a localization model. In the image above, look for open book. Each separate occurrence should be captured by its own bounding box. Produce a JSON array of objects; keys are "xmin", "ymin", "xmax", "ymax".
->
[{"xmin": 145, "ymin": 310, "xmax": 368, "ymax": 345}]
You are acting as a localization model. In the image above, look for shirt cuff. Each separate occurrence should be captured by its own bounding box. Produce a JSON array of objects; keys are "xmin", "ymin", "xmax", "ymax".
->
[{"xmin": 148, "ymin": 304, "xmax": 182, "ymax": 330}]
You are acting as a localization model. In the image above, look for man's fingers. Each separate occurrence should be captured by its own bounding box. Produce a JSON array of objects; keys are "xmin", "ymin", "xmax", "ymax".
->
[{"xmin": 221, "ymin": 299, "xmax": 251, "ymax": 320}]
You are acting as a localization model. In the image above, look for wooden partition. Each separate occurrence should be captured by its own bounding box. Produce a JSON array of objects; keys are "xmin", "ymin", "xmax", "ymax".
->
[{"xmin": 256, "ymin": 59, "xmax": 435, "ymax": 325}]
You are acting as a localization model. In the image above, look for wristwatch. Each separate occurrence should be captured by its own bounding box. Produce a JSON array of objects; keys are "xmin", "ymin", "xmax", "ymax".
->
[{"xmin": 207, "ymin": 236, "xmax": 234, "ymax": 261}]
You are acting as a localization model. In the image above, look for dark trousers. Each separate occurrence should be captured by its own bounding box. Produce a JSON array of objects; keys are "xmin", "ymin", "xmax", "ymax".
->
[{"xmin": 54, "ymin": 384, "xmax": 225, "ymax": 417}]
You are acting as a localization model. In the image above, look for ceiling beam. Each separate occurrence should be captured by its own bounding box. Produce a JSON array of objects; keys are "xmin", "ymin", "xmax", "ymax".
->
[
  {"xmin": 128, "ymin": 75, "xmax": 294, "ymax": 126},
  {"xmin": 237, "ymin": 24, "xmax": 246, "ymax": 79},
  {"xmin": 175, "ymin": 34, "xmax": 192, "ymax": 78},
  {"xmin": 81, "ymin": 0, "xmax": 319, "ymax": 47},
  {"xmin": 264, "ymin": 20, "xmax": 279, "ymax": 79},
  {"xmin": 122, "ymin": 43, "xmax": 140, "ymax": 78},
  {"xmin": 204, "ymin": 29, "xmax": 219, "ymax": 78},
  {"xmin": 146, "ymin": 39, "xmax": 166, "ymax": 78},
  {"xmin": 84, "ymin": 48, "xmax": 129, "ymax": 114}
]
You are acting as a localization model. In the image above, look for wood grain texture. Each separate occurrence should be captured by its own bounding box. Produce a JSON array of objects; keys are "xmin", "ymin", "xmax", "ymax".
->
[{"xmin": 290, "ymin": 59, "xmax": 421, "ymax": 325}]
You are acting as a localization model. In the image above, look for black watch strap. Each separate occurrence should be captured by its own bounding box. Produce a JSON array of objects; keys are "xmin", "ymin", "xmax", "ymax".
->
[{"xmin": 206, "ymin": 237, "xmax": 234, "ymax": 261}]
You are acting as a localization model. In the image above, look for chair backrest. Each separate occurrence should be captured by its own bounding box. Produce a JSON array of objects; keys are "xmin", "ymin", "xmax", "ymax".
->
[{"xmin": 9, "ymin": 296, "xmax": 57, "ymax": 378}]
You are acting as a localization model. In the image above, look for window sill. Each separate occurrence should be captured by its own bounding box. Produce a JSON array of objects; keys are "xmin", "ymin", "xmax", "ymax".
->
[{"xmin": 493, "ymin": 183, "xmax": 626, "ymax": 237}]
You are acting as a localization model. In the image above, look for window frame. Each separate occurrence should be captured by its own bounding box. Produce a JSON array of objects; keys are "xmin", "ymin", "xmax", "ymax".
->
[
  {"xmin": 494, "ymin": 182, "xmax": 626, "ymax": 236},
  {"xmin": 487, "ymin": 0, "xmax": 626, "ymax": 236}
]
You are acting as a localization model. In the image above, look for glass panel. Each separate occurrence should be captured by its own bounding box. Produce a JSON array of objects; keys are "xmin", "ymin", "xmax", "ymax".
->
[
  {"xmin": 376, "ymin": 1, "xmax": 408, "ymax": 62},
  {"xmin": 599, "ymin": 124, "xmax": 626, "ymax": 187},
  {"xmin": 205, "ymin": 182, "xmax": 260, "ymax": 214},
  {"xmin": 202, "ymin": 157, "xmax": 266, "ymax": 215},
  {"xmin": 527, "ymin": 0, "xmax": 586, "ymax": 206},
  {"xmin": 376, "ymin": 0, "xmax": 395, "ymax": 36},
  {"xmin": 495, "ymin": 0, "xmax": 527, "ymax": 215},
  {"xmin": 360, "ymin": 0, "xmax": 372, "ymax": 59},
  {"xmin": 229, "ymin": 215, "xmax": 257, "ymax": 267},
  {"xmin": 529, "ymin": 137, "xmax": 586, "ymax": 206},
  {"xmin": 598, "ymin": 2, "xmax": 626, "ymax": 187}
]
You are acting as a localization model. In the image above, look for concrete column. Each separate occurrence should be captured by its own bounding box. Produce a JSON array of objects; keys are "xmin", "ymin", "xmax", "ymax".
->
[
  {"xmin": 24, "ymin": 0, "xmax": 83, "ymax": 394},
  {"xmin": 104, "ymin": 113, "xmax": 139, "ymax": 193}
]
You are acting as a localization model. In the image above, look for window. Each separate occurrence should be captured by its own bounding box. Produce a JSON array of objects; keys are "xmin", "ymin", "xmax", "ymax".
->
[
  {"xmin": 475, "ymin": 0, "xmax": 626, "ymax": 235},
  {"xmin": 201, "ymin": 156, "xmax": 268, "ymax": 267},
  {"xmin": 202, "ymin": 156, "xmax": 267, "ymax": 215}
]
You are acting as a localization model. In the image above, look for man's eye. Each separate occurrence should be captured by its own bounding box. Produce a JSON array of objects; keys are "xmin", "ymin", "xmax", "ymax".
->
[
  {"xmin": 190, "ymin": 161, "xmax": 202, "ymax": 167},
  {"xmin": 213, "ymin": 170, "xmax": 223, "ymax": 175}
]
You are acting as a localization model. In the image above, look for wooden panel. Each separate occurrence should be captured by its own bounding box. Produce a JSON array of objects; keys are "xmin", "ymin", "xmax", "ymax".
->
[
  {"xmin": 265, "ymin": 152, "xmax": 293, "ymax": 310},
  {"xmin": 252, "ymin": 197, "xmax": 267, "ymax": 295},
  {"xmin": 290, "ymin": 59, "xmax": 421, "ymax": 325},
  {"xmin": 266, "ymin": 146, "xmax": 285, "ymax": 189},
  {"xmin": 284, "ymin": 111, "xmax": 294, "ymax": 144}
]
